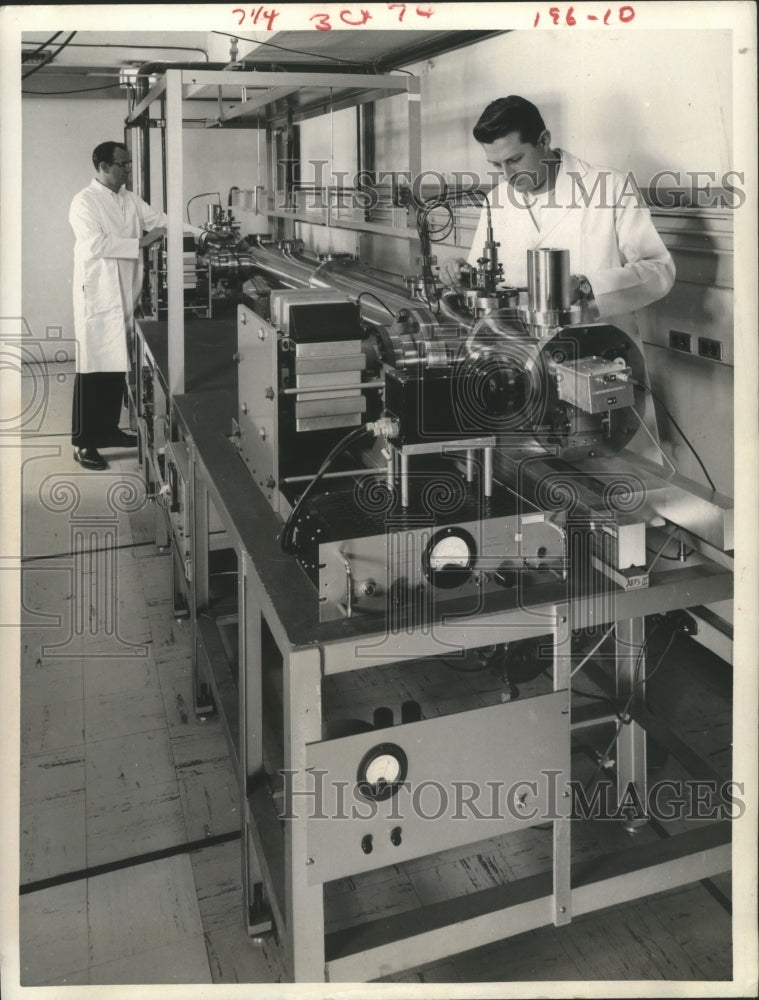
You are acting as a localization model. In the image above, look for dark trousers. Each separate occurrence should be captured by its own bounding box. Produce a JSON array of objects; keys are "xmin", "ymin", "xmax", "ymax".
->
[{"xmin": 71, "ymin": 371, "xmax": 126, "ymax": 448}]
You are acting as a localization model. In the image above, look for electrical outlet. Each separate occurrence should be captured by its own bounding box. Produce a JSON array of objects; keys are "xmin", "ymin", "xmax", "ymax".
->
[
  {"xmin": 698, "ymin": 337, "xmax": 723, "ymax": 360},
  {"xmin": 669, "ymin": 330, "xmax": 692, "ymax": 353}
]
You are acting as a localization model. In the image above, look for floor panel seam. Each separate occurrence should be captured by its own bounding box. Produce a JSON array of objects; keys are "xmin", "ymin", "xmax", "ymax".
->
[{"xmin": 20, "ymin": 829, "xmax": 242, "ymax": 896}]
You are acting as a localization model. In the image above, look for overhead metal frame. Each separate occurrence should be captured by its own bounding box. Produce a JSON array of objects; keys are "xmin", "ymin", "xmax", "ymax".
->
[{"xmin": 126, "ymin": 68, "xmax": 422, "ymax": 398}]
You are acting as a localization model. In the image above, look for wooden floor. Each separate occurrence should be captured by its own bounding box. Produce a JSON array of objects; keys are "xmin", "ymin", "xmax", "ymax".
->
[{"xmin": 15, "ymin": 364, "xmax": 736, "ymax": 990}]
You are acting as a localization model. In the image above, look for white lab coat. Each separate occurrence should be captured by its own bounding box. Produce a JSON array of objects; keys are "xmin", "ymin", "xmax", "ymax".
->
[
  {"xmin": 69, "ymin": 178, "xmax": 168, "ymax": 372},
  {"xmin": 468, "ymin": 149, "xmax": 675, "ymax": 339},
  {"xmin": 468, "ymin": 150, "xmax": 675, "ymax": 459}
]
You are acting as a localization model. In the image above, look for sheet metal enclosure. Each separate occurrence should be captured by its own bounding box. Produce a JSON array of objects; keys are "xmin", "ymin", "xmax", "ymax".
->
[
  {"xmin": 314, "ymin": 505, "xmax": 566, "ymax": 620},
  {"xmin": 304, "ymin": 692, "xmax": 570, "ymax": 884},
  {"xmin": 236, "ymin": 296, "xmax": 378, "ymax": 513}
]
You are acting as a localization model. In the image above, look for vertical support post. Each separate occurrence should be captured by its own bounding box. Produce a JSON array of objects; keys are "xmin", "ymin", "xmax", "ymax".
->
[
  {"xmin": 406, "ymin": 77, "xmax": 422, "ymax": 272},
  {"xmin": 189, "ymin": 439, "xmax": 212, "ymax": 716},
  {"xmin": 239, "ymin": 552, "xmax": 273, "ymax": 936},
  {"xmin": 465, "ymin": 449, "xmax": 474, "ymax": 483},
  {"xmin": 615, "ymin": 616, "xmax": 648, "ymax": 830},
  {"xmin": 283, "ymin": 646, "xmax": 326, "ymax": 982},
  {"xmin": 483, "ymin": 446, "xmax": 493, "ymax": 498},
  {"xmin": 552, "ymin": 602, "xmax": 572, "ymax": 926},
  {"xmin": 400, "ymin": 450, "xmax": 409, "ymax": 508},
  {"xmin": 357, "ymin": 102, "xmax": 375, "ymax": 185},
  {"xmin": 386, "ymin": 444, "xmax": 395, "ymax": 490},
  {"xmin": 282, "ymin": 112, "xmax": 299, "ymax": 242},
  {"xmin": 165, "ymin": 69, "xmax": 185, "ymax": 397}
]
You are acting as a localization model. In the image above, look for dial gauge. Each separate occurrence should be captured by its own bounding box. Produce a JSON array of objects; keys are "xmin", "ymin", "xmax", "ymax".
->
[
  {"xmin": 422, "ymin": 527, "xmax": 477, "ymax": 589},
  {"xmin": 357, "ymin": 743, "xmax": 408, "ymax": 800}
]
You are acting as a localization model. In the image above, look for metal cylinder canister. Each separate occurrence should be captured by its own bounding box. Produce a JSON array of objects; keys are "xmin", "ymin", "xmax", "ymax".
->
[
  {"xmin": 526, "ymin": 248, "xmax": 580, "ymax": 333},
  {"xmin": 527, "ymin": 248, "xmax": 571, "ymax": 313}
]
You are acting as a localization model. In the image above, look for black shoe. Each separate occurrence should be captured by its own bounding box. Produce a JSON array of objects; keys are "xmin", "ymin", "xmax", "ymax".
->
[
  {"xmin": 104, "ymin": 429, "xmax": 138, "ymax": 448},
  {"xmin": 74, "ymin": 447, "xmax": 109, "ymax": 471}
]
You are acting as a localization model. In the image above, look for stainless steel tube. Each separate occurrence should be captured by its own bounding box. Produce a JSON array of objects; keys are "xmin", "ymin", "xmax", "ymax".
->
[{"xmin": 527, "ymin": 248, "xmax": 571, "ymax": 314}]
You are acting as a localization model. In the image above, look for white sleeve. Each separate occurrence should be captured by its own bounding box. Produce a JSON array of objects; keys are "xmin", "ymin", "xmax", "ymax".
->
[
  {"xmin": 583, "ymin": 196, "xmax": 675, "ymax": 318},
  {"xmin": 69, "ymin": 194, "xmax": 139, "ymax": 260},
  {"xmin": 136, "ymin": 196, "xmax": 169, "ymax": 232},
  {"xmin": 134, "ymin": 195, "xmax": 203, "ymax": 237}
]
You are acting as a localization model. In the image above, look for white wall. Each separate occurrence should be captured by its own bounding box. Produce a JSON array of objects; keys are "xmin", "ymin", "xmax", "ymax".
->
[
  {"xmin": 372, "ymin": 29, "xmax": 732, "ymax": 181},
  {"xmin": 22, "ymin": 97, "xmax": 273, "ymax": 361},
  {"xmin": 22, "ymin": 97, "xmax": 126, "ymax": 358}
]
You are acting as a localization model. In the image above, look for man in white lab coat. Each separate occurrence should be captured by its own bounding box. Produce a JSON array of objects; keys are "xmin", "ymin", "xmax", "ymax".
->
[
  {"xmin": 69, "ymin": 140, "xmax": 167, "ymax": 470},
  {"xmin": 441, "ymin": 95, "xmax": 675, "ymax": 326},
  {"xmin": 442, "ymin": 95, "xmax": 675, "ymax": 323}
]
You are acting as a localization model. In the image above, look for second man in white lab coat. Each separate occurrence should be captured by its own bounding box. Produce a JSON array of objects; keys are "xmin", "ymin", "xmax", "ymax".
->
[
  {"xmin": 69, "ymin": 140, "xmax": 167, "ymax": 470},
  {"xmin": 441, "ymin": 95, "xmax": 675, "ymax": 338}
]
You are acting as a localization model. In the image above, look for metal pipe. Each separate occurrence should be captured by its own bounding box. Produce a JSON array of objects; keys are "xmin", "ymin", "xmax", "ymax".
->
[
  {"xmin": 483, "ymin": 447, "xmax": 493, "ymax": 498},
  {"xmin": 386, "ymin": 447, "xmax": 395, "ymax": 490},
  {"xmin": 466, "ymin": 449, "xmax": 474, "ymax": 483},
  {"xmin": 400, "ymin": 451, "xmax": 409, "ymax": 508}
]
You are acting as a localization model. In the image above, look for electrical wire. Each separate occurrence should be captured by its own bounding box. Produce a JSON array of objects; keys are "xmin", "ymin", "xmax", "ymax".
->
[
  {"xmin": 414, "ymin": 186, "xmax": 493, "ymax": 312},
  {"xmin": 211, "ymin": 30, "xmax": 370, "ymax": 68},
  {"xmin": 570, "ymin": 624, "xmax": 616, "ymax": 678},
  {"xmin": 645, "ymin": 524, "xmax": 681, "ymax": 573},
  {"xmin": 280, "ymin": 424, "xmax": 372, "ymax": 554},
  {"xmin": 356, "ymin": 291, "xmax": 396, "ymax": 320},
  {"xmin": 646, "ymin": 545, "xmax": 694, "ymax": 562},
  {"xmin": 21, "ymin": 32, "xmax": 62, "ymax": 62},
  {"xmin": 440, "ymin": 656, "xmax": 492, "ymax": 674},
  {"xmin": 582, "ymin": 620, "xmax": 676, "ymax": 794},
  {"xmin": 186, "ymin": 192, "xmax": 222, "ymax": 225},
  {"xmin": 571, "ymin": 688, "xmax": 620, "ymax": 713},
  {"xmin": 22, "ymin": 31, "xmax": 78, "ymax": 81},
  {"xmin": 21, "ymin": 40, "xmax": 210, "ymax": 60},
  {"xmin": 633, "ymin": 379, "xmax": 716, "ymax": 492},
  {"xmin": 22, "ymin": 82, "xmax": 125, "ymax": 96}
]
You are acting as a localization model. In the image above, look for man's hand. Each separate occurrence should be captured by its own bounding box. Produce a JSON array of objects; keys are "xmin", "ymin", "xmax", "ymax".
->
[
  {"xmin": 439, "ymin": 257, "xmax": 467, "ymax": 287},
  {"xmin": 139, "ymin": 227, "xmax": 166, "ymax": 249},
  {"xmin": 570, "ymin": 274, "xmax": 593, "ymax": 304}
]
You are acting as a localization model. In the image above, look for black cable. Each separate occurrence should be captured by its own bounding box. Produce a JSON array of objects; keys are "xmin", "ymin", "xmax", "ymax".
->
[
  {"xmin": 186, "ymin": 192, "xmax": 222, "ymax": 225},
  {"xmin": 23, "ymin": 82, "xmax": 124, "ymax": 96},
  {"xmin": 645, "ymin": 545, "xmax": 694, "ymax": 562},
  {"xmin": 211, "ymin": 30, "xmax": 370, "ymax": 68},
  {"xmin": 22, "ymin": 31, "xmax": 78, "ymax": 81},
  {"xmin": 633, "ymin": 379, "xmax": 717, "ymax": 492},
  {"xmin": 22, "ymin": 41, "xmax": 209, "ymax": 60},
  {"xmin": 280, "ymin": 425, "xmax": 372, "ymax": 554},
  {"xmin": 571, "ymin": 688, "xmax": 620, "ymax": 713},
  {"xmin": 357, "ymin": 291, "xmax": 396, "ymax": 320},
  {"xmin": 415, "ymin": 197, "xmax": 451, "ymax": 314},
  {"xmin": 440, "ymin": 656, "xmax": 492, "ymax": 674},
  {"xmin": 643, "ymin": 629, "xmax": 678, "ymax": 685},
  {"xmin": 21, "ymin": 31, "xmax": 62, "ymax": 63},
  {"xmin": 583, "ymin": 619, "xmax": 675, "ymax": 794}
]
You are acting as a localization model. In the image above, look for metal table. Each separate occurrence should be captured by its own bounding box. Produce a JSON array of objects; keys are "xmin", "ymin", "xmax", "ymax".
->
[{"xmin": 173, "ymin": 388, "xmax": 732, "ymax": 983}]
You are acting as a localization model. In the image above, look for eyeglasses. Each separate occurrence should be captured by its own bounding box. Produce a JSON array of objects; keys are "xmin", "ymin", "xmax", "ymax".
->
[{"xmin": 111, "ymin": 160, "xmax": 132, "ymax": 168}]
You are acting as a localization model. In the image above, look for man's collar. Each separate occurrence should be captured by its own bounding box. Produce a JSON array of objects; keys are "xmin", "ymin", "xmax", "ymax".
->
[{"xmin": 92, "ymin": 176, "xmax": 122, "ymax": 194}]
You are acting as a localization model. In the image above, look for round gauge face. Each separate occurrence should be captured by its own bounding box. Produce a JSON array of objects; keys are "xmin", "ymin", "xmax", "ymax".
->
[
  {"xmin": 428, "ymin": 533, "xmax": 471, "ymax": 571},
  {"xmin": 357, "ymin": 743, "xmax": 408, "ymax": 801},
  {"xmin": 422, "ymin": 528, "xmax": 476, "ymax": 589},
  {"xmin": 364, "ymin": 753, "xmax": 402, "ymax": 787}
]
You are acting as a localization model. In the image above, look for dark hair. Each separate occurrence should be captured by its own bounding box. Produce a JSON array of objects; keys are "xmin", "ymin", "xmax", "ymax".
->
[
  {"xmin": 472, "ymin": 96, "xmax": 546, "ymax": 145},
  {"xmin": 92, "ymin": 141, "xmax": 128, "ymax": 170}
]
